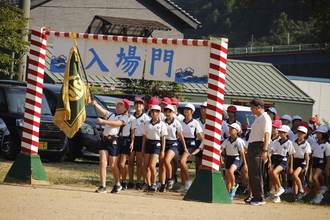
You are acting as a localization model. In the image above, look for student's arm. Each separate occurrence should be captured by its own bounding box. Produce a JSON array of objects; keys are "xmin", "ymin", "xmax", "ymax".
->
[
  {"xmin": 91, "ymin": 100, "xmax": 107, "ymax": 117},
  {"xmin": 160, "ymin": 135, "xmax": 166, "ymax": 160},
  {"xmin": 197, "ymin": 132, "xmax": 204, "ymax": 142},
  {"xmin": 97, "ymin": 118, "xmax": 124, "ymax": 127},
  {"xmin": 130, "ymin": 128, "xmax": 136, "ymax": 152},
  {"xmin": 178, "ymin": 131, "xmax": 189, "ymax": 155},
  {"xmin": 287, "ymin": 154, "xmax": 293, "ymax": 174},
  {"xmin": 188, "ymin": 148, "xmax": 201, "ymax": 159},
  {"xmin": 304, "ymin": 153, "xmax": 309, "ymax": 176},
  {"xmin": 268, "ymin": 151, "xmax": 273, "ymax": 169},
  {"xmin": 240, "ymin": 149, "xmax": 248, "ymax": 172}
]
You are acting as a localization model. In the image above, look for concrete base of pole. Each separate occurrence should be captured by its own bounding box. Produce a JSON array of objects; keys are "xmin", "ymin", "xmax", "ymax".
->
[
  {"xmin": 4, "ymin": 153, "xmax": 49, "ymax": 186},
  {"xmin": 183, "ymin": 169, "xmax": 231, "ymax": 204}
]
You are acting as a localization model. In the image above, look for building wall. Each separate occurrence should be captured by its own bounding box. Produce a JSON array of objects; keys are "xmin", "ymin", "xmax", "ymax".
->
[
  {"xmin": 291, "ymin": 80, "xmax": 330, "ymax": 123},
  {"xmin": 30, "ymin": 0, "xmax": 184, "ymax": 40}
]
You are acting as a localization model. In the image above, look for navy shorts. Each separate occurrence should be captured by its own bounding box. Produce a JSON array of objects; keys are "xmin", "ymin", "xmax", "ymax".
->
[
  {"xmin": 293, "ymin": 158, "xmax": 307, "ymax": 170},
  {"xmin": 312, "ymin": 157, "xmax": 326, "ymax": 170},
  {"xmin": 133, "ymin": 136, "xmax": 143, "ymax": 152},
  {"xmin": 165, "ymin": 140, "xmax": 179, "ymax": 153},
  {"xmin": 225, "ymin": 155, "xmax": 242, "ymax": 169},
  {"xmin": 179, "ymin": 138, "xmax": 198, "ymax": 155},
  {"xmin": 145, "ymin": 140, "xmax": 161, "ymax": 155},
  {"xmin": 119, "ymin": 137, "xmax": 131, "ymax": 155},
  {"xmin": 272, "ymin": 155, "xmax": 287, "ymax": 169},
  {"xmin": 99, "ymin": 137, "xmax": 120, "ymax": 157}
]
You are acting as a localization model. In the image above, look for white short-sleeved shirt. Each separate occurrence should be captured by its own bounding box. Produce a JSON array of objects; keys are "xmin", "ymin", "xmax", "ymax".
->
[
  {"xmin": 271, "ymin": 138, "xmax": 296, "ymax": 157},
  {"xmin": 311, "ymin": 141, "xmax": 330, "ymax": 159},
  {"xmin": 249, "ymin": 112, "xmax": 272, "ymax": 143},
  {"xmin": 164, "ymin": 118, "xmax": 183, "ymax": 140},
  {"xmin": 268, "ymin": 135, "xmax": 281, "ymax": 153},
  {"xmin": 132, "ymin": 113, "xmax": 150, "ymax": 137},
  {"xmin": 174, "ymin": 113, "xmax": 185, "ymax": 121},
  {"xmin": 307, "ymin": 134, "xmax": 317, "ymax": 146},
  {"xmin": 142, "ymin": 119, "xmax": 168, "ymax": 140},
  {"xmin": 103, "ymin": 111, "xmax": 129, "ymax": 136},
  {"xmin": 221, "ymin": 137, "xmax": 245, "ymax": 156},
  {"xmin": 181, "ymin": 118, "xmax": 203, "ymax": 138},
  {"xmin": 196, "ymin": 117, "xmax": 206, "ymax": 134},
  {"xmin": 221, "ymin": 119, "xmax": 241, "ymax": 140},
  {"xmin": 121, "ymin": 115, "xmax": 134, "ymax": 137},
  {"xmin": 293, "ymin": 140, "xmax": 311, "ymax": 159}
]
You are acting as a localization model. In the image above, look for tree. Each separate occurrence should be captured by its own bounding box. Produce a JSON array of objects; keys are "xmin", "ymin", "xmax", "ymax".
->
[{"xmin": 0, "ymin": 1, "xmax": 30, "ymax": 76}]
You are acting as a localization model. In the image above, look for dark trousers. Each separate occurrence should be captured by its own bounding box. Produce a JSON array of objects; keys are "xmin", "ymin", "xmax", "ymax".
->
[{"xmin": 247, "ymin": 141, "xmax": 265, "ymax": 201}]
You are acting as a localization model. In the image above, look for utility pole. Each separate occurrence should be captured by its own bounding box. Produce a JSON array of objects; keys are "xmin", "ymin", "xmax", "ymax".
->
[{"xmin": 16, "ymin": 0, "xmax": 31, "ymax": 82}]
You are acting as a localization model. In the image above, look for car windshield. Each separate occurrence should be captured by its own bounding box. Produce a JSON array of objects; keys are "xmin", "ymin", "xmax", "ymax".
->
[
  {"xmin": 7, "ymin": 88, "xmax": 52, "ymax": 115},
  {"xmin": 235, "ymin": 111, "xmax": 256, "ymax": 127},
  {"xmin": 95, "ymin": 95, "xmax": 135, "ymax": 114}
]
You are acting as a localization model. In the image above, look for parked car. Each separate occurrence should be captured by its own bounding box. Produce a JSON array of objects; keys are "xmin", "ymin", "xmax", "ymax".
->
[
  {"xmin": 0, "ymin": 118, "xmax": 11, "ymax": 159},
  {"xmin": 43, "ymin": 84, "xmax": 108, "ymax": 161},
  {"xmin": 96, "ymin": 93, "xmax": 143, "ymax": 102},
  {"xmin": 94, "ymin": 94, "xmax": 135, "ymax": 114},
  {"xmin": 0, "ymin": 80, "xmax": 69, "ymax": 162}
]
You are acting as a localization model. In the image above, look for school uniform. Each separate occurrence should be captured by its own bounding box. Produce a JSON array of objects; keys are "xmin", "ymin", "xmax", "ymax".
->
[
  {"xmin": 179, "ymin": 118, "xmax": 203, "ymax": 155},
  {"xmin": 311, "ymin": 141, "xmax": 330, "ymax": 170},
  {"xmin": 164, "ymin": 118, "xmax": 183, "ymax": 153},
  {"xmin": 131, "ymin": 112, "xmax": 150, "ymax": 152},
  {"xmin": 142, "ymin": 119, "xmax": 168, "ymax": 155},
  {"xmin": 195, "ymin": 117, "xmax": 206, "ymax": 158},
  {"xmin": 100, "ymin": 111, "xmax": 129, "ymax": 156},
  {"xmin": 221, "ymin": 137, "xmax": 245, "ymax": 169},
  {"xmin": 271, "ymin": 138, "xmax": 296, "ymax": 169},
  {"xmin": 174, "ymin": 113, "xmax": 184, "ymax": 121},
  {"xmin": 119, "ymin": 115, "xmax": 134, "ymax": 155},
  {"xmin": 222, "ymin": 119, "xmax": 241, "ymax": 141},
  {"xmin": 292, "ymin": 139, "xmax": 311, "ymax": 170}
]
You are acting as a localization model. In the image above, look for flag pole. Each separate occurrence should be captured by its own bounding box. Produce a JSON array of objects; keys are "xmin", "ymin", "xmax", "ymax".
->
[{"xmin": 69, "ymin": 33, "xmax": 104, "ymax": 141}]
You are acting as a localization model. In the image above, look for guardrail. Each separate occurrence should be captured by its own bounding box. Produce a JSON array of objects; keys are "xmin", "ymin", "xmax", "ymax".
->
[{"xmin": 228, "ymin": 43, "xmax": 327, "ymax": 55}]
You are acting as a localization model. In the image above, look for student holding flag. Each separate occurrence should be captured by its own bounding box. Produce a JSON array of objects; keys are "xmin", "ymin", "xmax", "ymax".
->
[{"xmin": 92, "ymin": 98, "xmax": 130, "ymax": 194}]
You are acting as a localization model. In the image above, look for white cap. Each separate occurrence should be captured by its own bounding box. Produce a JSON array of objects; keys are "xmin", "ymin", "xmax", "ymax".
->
[
  {"xmin": 315, "ymin": 125, "xmax": 328, "ymax": 133},
  {"xmin": 200, "ymin": 102, "xmax": 207, "ymax": 107},
  {"xmin": 150, "ymin": 105, "xmax": 161, "ymax": 111},
  {"xmin": 266, "ymin": 107, "xmax": 277, "ymax": 115},
  {"xmin": 292, "ymin": 115, "xmax": 302, "ymax": 121},
  {"xmin": 297, "ymin": 126, "xmax": 308, "ymax": 134},
  {"xmin": 278, "ymin": 125, "xmax": 291, "ymax": 133},
  {"xmin": 281, "ymin": 115, "xmax": 292, "ymax": 122},
  {"xmin": 228, "ymin": 123, "xmax": 241, "ymax": 132},
  {"xmin": 164, "ymin": 105, "xmax": 175, "ymax": 112},
  {"xmin": 184, "ymin": 103, "xmax": 195, "ymax": 112}
]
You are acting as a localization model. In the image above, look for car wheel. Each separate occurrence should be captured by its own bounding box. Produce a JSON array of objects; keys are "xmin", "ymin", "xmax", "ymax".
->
[
  {"xmin": 4, "ymin": 137, "xmax": 20, "ymax": 160},
  {"xmin": 65, "ymin": 140, "xmax": 77, "ymax": 162}
]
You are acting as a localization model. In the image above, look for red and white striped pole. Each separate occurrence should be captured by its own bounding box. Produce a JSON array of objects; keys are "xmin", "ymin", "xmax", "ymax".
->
[{"xmin": 4, "ymin": 28, "xmax": 50, "ymax": 185}]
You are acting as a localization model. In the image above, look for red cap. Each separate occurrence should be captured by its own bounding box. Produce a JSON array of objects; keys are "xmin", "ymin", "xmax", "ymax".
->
[
  {"xmin": 148, "ymin": 97, "xmax": 159, "ymax": 106},
  {"xmin": 161, "ymin": 97, "xmax": 171, "ymax": 105},
  {"xmin": 241, "ymin": 124, "xmax": 247, "ymax": 130},
  {"xmin": 298, "ymin": 121, "xmax": 309, "ymax": 129},
  {"xmin": 227, "ymin": 105, "xmax": 237, "ymax": 113},
  {"xmin": 134, "ymin": 98, "xmax": 144, "ymax": 104},
  {"xmin": 171, "ymin": 97, "xmax": 179, "ymax": 105},
  {"xmin": 272, "ymin": 121, "xmax": 282, "ymax": 128},
  {"xmin": 274, "ymin": 116, "xmax": 281, "ymax": 120},
  {"xmin": 116, "ymin": 99, "xmax": 130, "ymax": 111},
  {"xmin": 309, "ymin": 117, "xmax": 319, "ymax": 123}
]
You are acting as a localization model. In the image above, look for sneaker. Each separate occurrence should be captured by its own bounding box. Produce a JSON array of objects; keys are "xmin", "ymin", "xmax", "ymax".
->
[
  {"xmin": 176, "ymin": 186, "xmax": 187, "ymax": 193},
  {"xmin": 297, "ymin": 191, "xmax": 306, "ymax": 200},
  {"xmin": 135, "ymin": 182, "xmax": 142, "ymax": 190},
  {"xmin": 121, "ymin": 181, "xmax": 127, "ymax": 190},
  {"xmin": 185, "ymin": 180, "xmax": 192, "ymax": 190},
  {"xmin": 266, "ymin": 194, "xmax": 275, "ymax": 201},
  {"xmin": 250, "ymin": 199, "xmax": 266, "ymax": 206},
  {"xmin": 150, "ymin": 184, "xmax": 157, "ymax": 192},
  {"xmin": 269, "ymin": 187, "xmax": 275, "ymax": 195},
  {"xmin": 141, "ymin": 182, "xmax": 148, "ymax": 190},
  {"xmin": 156, "ymin": 182, "xmax": 161, "ymax": 189},
  {"xmin": 244, "ymin": 196, "xmax": 253, "ymax": 204},
  {"xmin": 110, "ymin": 184, "xmax": 122, "ymax": 194},
  {"xmin": 273, "ymin": 196, "xmax": 281, "ymax": 203},
  {"xmin": 274, "ymin": 187, "xmax": 285, "ymax": 197},
  {"xmin": 229, "ymin": 184, "xmax": 239, "ymax": 198},
  {"xmin": 320, "ymin": 186, "xmax": 328, "ymax": 194},
  {"xmin": 127, "ymin": 182, "xmax": 135, "ymax": 189},
  {"xmin": 284, "ymin": 187, "xmax": 293, "ymax": 194},
  {"xmin": 143, "ymin": 185, "xmax": 150, "ymax": 192},
  {"xmin": 166, "ymin": 179, "xmax": 175, "ymax": 189},
  {"xmin": 159, "ymin": 184, "xmax": 166, "ymax": 192},
  {"xmin": 312, "ymin": 194, "xmax": 324, "ymax": 204},
  {"xmin": 95, "ymin": 186, "xmax": 107, "ymax": 193}
]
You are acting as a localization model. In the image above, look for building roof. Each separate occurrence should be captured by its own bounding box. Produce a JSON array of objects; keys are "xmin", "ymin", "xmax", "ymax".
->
[
  {"xmin": 5, "ymin": 0, "xmax": 52, "ymax": 9},
  {"xmin": 44, "ymin": 47, "xmax": 314, "ymax": 103}
]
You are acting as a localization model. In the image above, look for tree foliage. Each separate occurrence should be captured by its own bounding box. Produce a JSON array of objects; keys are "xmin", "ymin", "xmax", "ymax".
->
[{"xmin": 0, "ymin": 1, "xmax": 30, "ymax": 75}]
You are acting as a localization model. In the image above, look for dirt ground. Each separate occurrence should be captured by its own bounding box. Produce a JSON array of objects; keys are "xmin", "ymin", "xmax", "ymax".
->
[{"xmin": 1, "ymin": 184, "xmax": 329, "ymax": 220}]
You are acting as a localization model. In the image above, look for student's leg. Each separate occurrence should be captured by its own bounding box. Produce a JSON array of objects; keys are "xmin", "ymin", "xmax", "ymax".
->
[
  {"xmin": 136, "ymin": 152, "xmax": 144, "ymax": 182},
  {"xmin": 171, "ymin": 153, "xmax": 179, "ymax": 180},
  {"xmin": 99, "ymin": 150, "xmax": 109, "ymax": 186},
  {"xmin": 165, "ymin": 150, "xmax": 176, "ymax": 180},
  {"xmin": 292, "ymin": 167, "xmax": 302, "ymax": 195},
  {"xmin": 195, "ymin": 156, "xmax": 202, "ymax": 175},
  {"xmin": 159, "ymin": 157, "xmax": 166, "ymax": 185},
  {"xmin": 128, "ymin": 151, "xmax": 136, "ymax": 183},
  {"xmin": 144, "ymin": 154, "xmax": 151, "ymax": 186},
  {"xmin": 180, "ymin": 152, "xmax": 190, "ymax": 187},
  {"xmin": 268, "ymin": 167, "xmax": 274, "ymax": 191},
  {"xmin": 109, "ymin": 155, "xmax": 120, "ymax": 184},
  {"xmin": 149, "ymin": 154, "xmax": 160, "ymax": 185},
  {"xmin": 312, "ymin": 168, "xmax": 322, "ymax": 196},
  {"xmin": 119, "ymin": 154, "xmax": 129, "ymax": 182},
  {"xmin": 273, "ymin": 166, "xmax": 284, "ymax": 190}
]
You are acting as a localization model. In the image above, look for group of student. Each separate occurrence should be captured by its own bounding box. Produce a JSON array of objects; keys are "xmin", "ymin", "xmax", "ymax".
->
[
  {"xmin": 91, "ymin": 96, "xmax": 330, "ymax": 205},
  {"xmin": 222, "ymin": 105, "xmax": 330, "ymax": 204},
  {"xmin": 92, "ymin": 96, "xmax": 206, "ymax": 194}
]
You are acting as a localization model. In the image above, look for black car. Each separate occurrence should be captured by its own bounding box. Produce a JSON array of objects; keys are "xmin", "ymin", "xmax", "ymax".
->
[
  {"xmin": 43, "ymin": 83, "xmax": 107, "ymax": 161},
  {"xmin": 0, "ymin": 117, "xmax": 11, "ymax": 159},
  {"xmin": 0, "ymin": 80, "xmax": 69, "ymax": 162}
]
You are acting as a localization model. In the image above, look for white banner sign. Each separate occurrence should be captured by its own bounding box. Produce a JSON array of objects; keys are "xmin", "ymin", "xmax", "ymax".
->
[{"xmin": 50, "ymin": 37, "xmax": 210, "ymax": 84}]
